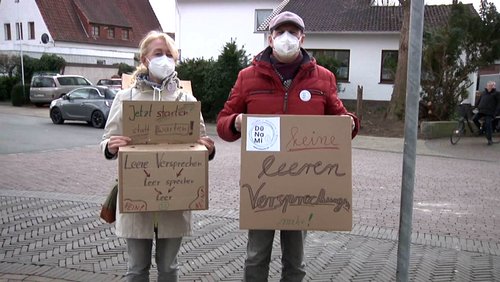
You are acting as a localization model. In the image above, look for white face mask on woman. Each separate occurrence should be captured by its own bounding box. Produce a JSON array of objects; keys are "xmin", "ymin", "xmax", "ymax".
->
[
  {"xmin": 272, "ymin": 31, "xmax": 300, "ymax": 60},
  {"xmin": 147, "ymin": 55, "xmax": 175, "ymax": 81}
]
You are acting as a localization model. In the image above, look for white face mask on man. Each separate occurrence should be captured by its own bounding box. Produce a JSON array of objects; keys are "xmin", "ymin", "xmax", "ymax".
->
[
  {"xmin": 272, "ymin": 31, "xmax": 300, "ymax": 60},
  {"xmin": 147, "ymin": 55, "xmax": 175, "ymax": 81}
]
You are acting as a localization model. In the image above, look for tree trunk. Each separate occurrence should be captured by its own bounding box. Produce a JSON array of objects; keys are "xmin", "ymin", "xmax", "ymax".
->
[{"xmin": 386, "ymin": 0, "xmax": 411, "ymax": 121}]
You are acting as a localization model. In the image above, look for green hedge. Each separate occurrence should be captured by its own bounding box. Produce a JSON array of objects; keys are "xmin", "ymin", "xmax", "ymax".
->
[
  {"xmin": 177, "ymin": 39, "xmax": 249, "ymax": 122},
  {"xmin": 0, "ymin": 76, "xmax": 19, "ymax": 101},
  {"xmin": 11, "ymin": 84, "xmax": 30, "ymax": 106}
]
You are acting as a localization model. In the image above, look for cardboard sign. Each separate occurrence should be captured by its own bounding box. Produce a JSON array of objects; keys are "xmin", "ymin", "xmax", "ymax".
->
[
  {"xmin": 240, "ymin": 115, "xmax": 352, "ymax": 231},
  {"xmin": 121, "ymin": 73, "xmax": 133, "ymax": 89},
  {"xmin": 179, "ymin": 80, "xmax": 192, "ymax": 93},
  {"xmin": 122, "ymin": 100, "xmax": 201, "ymax": 144},
  {"xmin": 118, "ymin": 143, "xmax": 208, "ymax": 213}
]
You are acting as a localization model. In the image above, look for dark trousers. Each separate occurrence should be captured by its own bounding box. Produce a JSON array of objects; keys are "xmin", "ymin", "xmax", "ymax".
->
[
  {"xmin": 473, "ymin": 113, "xmax": 494, "ymax": 141},
  {"xmin": 244, "ymin": 230, "xmax": 306, "ymax": 282}
]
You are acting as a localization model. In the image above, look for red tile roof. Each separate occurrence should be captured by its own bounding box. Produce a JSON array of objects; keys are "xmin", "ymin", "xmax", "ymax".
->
[
  {"xmin": 74, "ymin": 0, "xmax": 132, "ymax": 27},
  {"xmin": 35, "ymin": 0, "xmax": 162, "ymax": 48},
  {"xmin": 258, "ymin": 0, "xmax": 477, "ymax": 33}
]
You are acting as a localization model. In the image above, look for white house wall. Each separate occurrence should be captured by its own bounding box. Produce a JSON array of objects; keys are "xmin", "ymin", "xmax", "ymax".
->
[
  {"xmin": 0, "ymin": 0, "xmax": 136, "ymax": 82},
  {"xmin": 305, "ymin": 32, "xmax": 400, "ymax": 101},
  {"xmin": 0, "ymin": 0, "xmax": 51, "ymax": 54},
  {"xmin": 176, "ymin": 0, "xmax": 281, "ymax": 60}
]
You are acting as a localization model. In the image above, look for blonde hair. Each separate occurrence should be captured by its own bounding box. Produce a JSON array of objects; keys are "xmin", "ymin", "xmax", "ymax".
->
[{"xmin": 131, "ymin": 31, "xmax": 179, "ymax": 81}]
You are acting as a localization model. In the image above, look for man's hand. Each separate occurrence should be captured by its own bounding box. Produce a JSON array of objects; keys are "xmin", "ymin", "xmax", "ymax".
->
[
  {"xmin": 341, "ymin": 114, "xmax": 355, "ymax": 131},
  {"xmin": 234, "ymin": 114, "xmax": 243, "ymax": 132}
]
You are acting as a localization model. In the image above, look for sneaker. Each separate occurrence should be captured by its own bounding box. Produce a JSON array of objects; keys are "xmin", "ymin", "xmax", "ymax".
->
[{"xmin": 487, "ymin": 139, "xmax": 493, "ymax": 145}]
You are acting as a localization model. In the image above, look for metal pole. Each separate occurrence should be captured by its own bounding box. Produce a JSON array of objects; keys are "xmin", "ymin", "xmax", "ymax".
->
[
  {"xmin": 20, "ymin": 42, "xmax": 25, "ymax": 87},
  {"xmin": 17, "ymin": 0, "xmax": 25, "ymax": 95},
  {"xmin": 396, "ymin": 0, "xmax": 424, "ymax": 281}
]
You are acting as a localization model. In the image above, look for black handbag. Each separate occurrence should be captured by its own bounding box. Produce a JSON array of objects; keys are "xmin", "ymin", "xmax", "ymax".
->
[{"xmin": 100, "ymin": 181, "xmax": 118, "ymax": 223}]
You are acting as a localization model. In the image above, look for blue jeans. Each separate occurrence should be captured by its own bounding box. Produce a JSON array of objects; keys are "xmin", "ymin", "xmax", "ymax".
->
[
  {"xmin": 125, "ymin": 237, "xmax": 182, "ymax": 282},
  {"xmin": 244, "ymin": 230, "xmax": 307, "ymax": 282}
]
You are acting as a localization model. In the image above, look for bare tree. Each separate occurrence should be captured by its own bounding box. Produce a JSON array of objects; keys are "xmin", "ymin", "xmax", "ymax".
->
[
  {"xmin": 0, "ymin": 54, "xmax": 19, "ymax": 77},
  {"xmin": 386, "ymin": 0, "xmax": 410, "ymax": 120}
]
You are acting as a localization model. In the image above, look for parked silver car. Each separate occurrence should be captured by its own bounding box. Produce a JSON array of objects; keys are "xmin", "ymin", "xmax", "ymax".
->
[
  {"xmin": 49, "ymin": 86, "xmax": 117, "ymax": 128},
  {"xmin": 30, "ymin": 74, "xmax": 93, "ymax": 107}
]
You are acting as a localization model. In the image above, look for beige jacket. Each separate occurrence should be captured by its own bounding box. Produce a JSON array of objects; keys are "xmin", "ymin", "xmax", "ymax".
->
[{"xmin": 100, "ymin": 78, "xmax": 207, "ymax": 239}]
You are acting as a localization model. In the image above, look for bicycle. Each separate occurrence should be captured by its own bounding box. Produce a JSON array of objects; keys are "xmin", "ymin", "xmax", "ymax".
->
[{"xmin": 450, "ymin": 104, "xmax": 476, "ymax": 145}]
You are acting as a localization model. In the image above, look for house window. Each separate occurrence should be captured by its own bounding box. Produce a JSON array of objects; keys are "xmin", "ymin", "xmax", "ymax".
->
[
  {"xmin": 122, "ymin": 29, "xmax": 129, "ymax": 40},
  {"xmin": 380, "ymin": 50, "xmax": 398, "ymax": 83},
  {"xmin": 91, "ymin": 25, "xmax": 99, "ymax": 37},
  {"xmin": 107, "ymin": 27, "xmax": 115, "ymax": 39},
  {"xmin": 4, "ymin": 23, "xmax": 11, "ymax": 40},
  {"xmin": 15, "ymin": 22, "xmax": 23, "ymax": 40},
  {"xmin": 308, "ymin": 49, "xmax": 350, "ymax": 82},
  {"xmin": 255, "ymin": 9, "xmax": 272, "ymax": 31},
  {"xmin": 28, "ymin": 22, "xmax": 35, "ymax": 40}
]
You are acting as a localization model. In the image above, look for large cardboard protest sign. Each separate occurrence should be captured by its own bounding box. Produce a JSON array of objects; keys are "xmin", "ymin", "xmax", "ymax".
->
[
  {"xmin": 122, "ymin": 100, "xmax": 201, "ymax": 144},
  {"xmin": 118, "ymin": 99, "xmax": 207, "ymax": 213},
  {"xmin": 240, "ymin": 115, "xmax": 352, "ymax": 231},
  {"xmin": 118, "ymin": 143, "xmax": 208, "ymax": 213}
]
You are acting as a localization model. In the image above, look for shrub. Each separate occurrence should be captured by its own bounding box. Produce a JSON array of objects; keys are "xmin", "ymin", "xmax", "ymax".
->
[
  {"xmin": 177, "ymin": 58, "xmax": 216, "ymax": 118},
  {"xmin": 117, "ymin": 63, "xmax": 135, "ymax": 76},
  {"xmin": 11, "ymin": 83, "xmax": 30, "ymax": 106},
  {"xmin": 178, "ymin": 39, "xmax": 249, "ymax": 121},
  {"xmin": 0, "ymin": 76, "xmax": 18, "ymax": 101}
]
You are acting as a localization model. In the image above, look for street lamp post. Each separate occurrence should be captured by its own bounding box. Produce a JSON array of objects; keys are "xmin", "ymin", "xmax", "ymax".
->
[{"xmin": 16, "ymin": 0, "xmax": 25, "ymax": 95}]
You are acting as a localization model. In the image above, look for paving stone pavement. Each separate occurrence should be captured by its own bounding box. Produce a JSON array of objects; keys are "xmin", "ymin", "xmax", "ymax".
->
[{"xmin": 0, "ymin": 105, "xmax": 499, "ymax": 281}]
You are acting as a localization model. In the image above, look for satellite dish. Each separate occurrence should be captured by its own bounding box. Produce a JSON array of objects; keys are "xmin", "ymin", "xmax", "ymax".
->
[{"xmin": 41, "ymin": 33, "xmax": 49, "ymax": 44}]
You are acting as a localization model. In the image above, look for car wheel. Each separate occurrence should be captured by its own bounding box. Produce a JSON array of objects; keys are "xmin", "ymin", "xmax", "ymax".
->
[
  {"xmin": 50, "ymin": 108, "xmax": 64, "ymax": 124},
  {"xmin": 91, "ymin": 111, "xmax": 106, "ymax": 128}
]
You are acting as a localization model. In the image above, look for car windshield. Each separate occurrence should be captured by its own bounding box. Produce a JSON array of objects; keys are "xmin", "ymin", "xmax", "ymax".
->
[
  {"xmin": 99, "ymin": 79, "xmax": 120, "ymax": 83},
  {"xmin": 32, "ymin": 77, "xmax": 55, "ymax": 87},
  {"xmin": 58, "ymin": 77, "xmax": 91, "ymax": 86}
]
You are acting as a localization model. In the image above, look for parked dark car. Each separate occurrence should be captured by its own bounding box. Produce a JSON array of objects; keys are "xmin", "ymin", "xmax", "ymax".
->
[
  {"xmin": 96, "ymin": 78, "xmax": 122, "ymax": 90},
  {"xmin": 49, "ymin": 86, "xmax": 116, "ymax": 128}
]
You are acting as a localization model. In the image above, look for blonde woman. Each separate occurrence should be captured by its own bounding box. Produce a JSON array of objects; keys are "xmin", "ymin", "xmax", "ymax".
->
[{"xmin": 100, "ymin": 30, "xmax": 215, "ymax": 281}]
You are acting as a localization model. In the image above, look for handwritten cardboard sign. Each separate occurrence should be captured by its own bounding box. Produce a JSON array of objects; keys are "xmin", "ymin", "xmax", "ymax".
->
[
  {"xmin": 122, "ymin": 100, "xmax": 201, "ymax": 145},
  {"xmin": 240, "ymin": 115, "xmax": 352, "ymax": 231},
  {"xmin": 118, "ymin": 143, "xmax": 208, "ymax": 213}
]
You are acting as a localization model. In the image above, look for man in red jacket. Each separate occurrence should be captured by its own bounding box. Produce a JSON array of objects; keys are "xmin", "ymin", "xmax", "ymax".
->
[{"xmin": 216, "ymin": 11, "xmax": 359, "ymax": 281}]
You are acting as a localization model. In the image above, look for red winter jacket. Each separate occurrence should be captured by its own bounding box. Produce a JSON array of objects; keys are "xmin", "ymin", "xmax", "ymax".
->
[{"xmin": 217, "ymin": 47, "xmax": 359, "ymax": 142}]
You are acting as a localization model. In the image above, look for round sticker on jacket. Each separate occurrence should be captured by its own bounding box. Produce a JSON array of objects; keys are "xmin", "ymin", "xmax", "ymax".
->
[{"xmin": 300, "ymin": 90, "xmax": 311, "ymax": 102}]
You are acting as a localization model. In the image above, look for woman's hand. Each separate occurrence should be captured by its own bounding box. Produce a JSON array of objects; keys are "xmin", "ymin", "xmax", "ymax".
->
[
  {"xmin": 107, "ymin": 136, "xmax": 132, "ymax": 155},
  {"xmin": 198, "ymin": 136, "xmax": 215, "ymax": 156}
]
